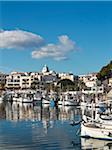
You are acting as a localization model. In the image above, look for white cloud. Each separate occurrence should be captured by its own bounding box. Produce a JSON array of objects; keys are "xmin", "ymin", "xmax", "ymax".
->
[
  {"xmin": 32, "ymin": 35, "xmax": 77, "ymax": 61},
  {"xmin": 0, "ymin": 29, "xmax": 44, "ymax": 49}
]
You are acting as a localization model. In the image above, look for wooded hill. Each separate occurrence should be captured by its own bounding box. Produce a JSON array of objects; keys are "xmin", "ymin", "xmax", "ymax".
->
[{"xmin": 97, "ymin": 61, "xmax": 112, "ymax": 81}]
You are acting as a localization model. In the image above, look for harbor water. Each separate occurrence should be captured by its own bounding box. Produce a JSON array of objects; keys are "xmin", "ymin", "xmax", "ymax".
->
[{"xmin": 0, "ymin": 102, "xmax": 112, "ymax": 150}]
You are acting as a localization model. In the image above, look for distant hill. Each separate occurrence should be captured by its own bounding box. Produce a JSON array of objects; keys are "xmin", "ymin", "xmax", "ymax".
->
[{"xmin": 97, "ymin": 61, "xmax": 112, "ymax": 81}]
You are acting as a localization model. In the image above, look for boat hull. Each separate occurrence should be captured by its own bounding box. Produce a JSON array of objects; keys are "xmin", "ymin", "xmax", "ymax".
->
[
  {"xmin": 81, "ymin": 123, "xmax": 112, "ymax": 140},
  {"xmin": 58, "ymin": 100, "xmax": 79, "ymax": 106},
  {"xmin": 64, "ymin": 101, "xmax": 78, "ymax": 106},
  {"xmin": 13, "ymin": 97, "xmax": 33, "ymax": 103},
  {"xmin": 42, "ymin": 99, "xmax": 50, "ymax": 104}
]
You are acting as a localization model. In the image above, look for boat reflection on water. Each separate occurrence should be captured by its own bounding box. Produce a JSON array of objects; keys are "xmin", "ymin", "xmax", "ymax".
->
[
  {"xmin": 58, "ymin": 105, "xmax": 81, "ymax": 121},
  {"xmin": 0, "ymin": 102, "xmax": 80, "ymax": 134},
  {"xmin": 0, "ymin": 101, "xmax": 82, "ymax": 150},
  {"xmin": 0, "ymin": 102, "xmax": 6, "ymax": 119},
  {"xmin": 4, "ymin": 102, "xmax": 80, "ymax": 122},
  {"xmin": 5, "ymin": 102, "xmax": 37, "ymax": 121},
  {"xmin": 81, "ymin": 138, "xmax": 112, "ymax": 150},
  {"xmin": 1, "ymin": 101, "xmax": 112, "ymax": 150}
]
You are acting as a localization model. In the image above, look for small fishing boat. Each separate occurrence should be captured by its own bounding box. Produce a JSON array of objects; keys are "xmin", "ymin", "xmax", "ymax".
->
[
  {"xmin": 81, "ymin": 102, "xmax": 112, "ymax": 140},
  {"xmin": 81, "ymin": 121, "xmax": 112, "ymax": 140},
  {"xmin": 58, "ymin": 93, "xmax": 79, "ymax": 106}
]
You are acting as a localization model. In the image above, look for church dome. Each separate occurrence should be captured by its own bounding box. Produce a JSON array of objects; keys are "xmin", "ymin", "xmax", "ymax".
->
[{"xmin": 42, "ymin": 64, "xmax": 49, "ymax": 73}]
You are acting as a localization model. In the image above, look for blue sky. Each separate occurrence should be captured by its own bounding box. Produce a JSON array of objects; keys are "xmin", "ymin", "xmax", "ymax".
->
[{"xmin": 0, "ymin": 1, "xmax": 112, "ymax": 75}]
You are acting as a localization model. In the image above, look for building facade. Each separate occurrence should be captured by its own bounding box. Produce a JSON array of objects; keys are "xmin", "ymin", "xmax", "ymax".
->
[
  {"xmin": 79, "ymin": 73, "xmax": 98, "ymax": 88},
  {"xmin": 58, "ymin": 72, "xmax": 74, "ymax": 82}
]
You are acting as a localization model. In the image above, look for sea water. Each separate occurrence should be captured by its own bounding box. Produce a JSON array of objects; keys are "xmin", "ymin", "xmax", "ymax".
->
[{"xmin": 0, "ymin": 102, "xmax": 112, "ymax": 150}]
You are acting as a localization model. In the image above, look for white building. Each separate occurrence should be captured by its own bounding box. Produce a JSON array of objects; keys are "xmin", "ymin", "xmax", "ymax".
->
[
  {"xmin": 6, "ymin": 69, "xmax": 56, "ymax": 89},
  {"xmin": 82, "ymin": 85, "xmax": 104, "ymax": 95},
  {"xmin": 58, "ymin": 72, "xmax": 74, "ymax": 82},
  {"xmin": 108, "ymin": 78, "xmax": 112, "ymax": 87},
  {"xmin": 20, "ymin": 75, "xmax": 32, "ymax": 89},
  {"xmin": 6, "ymin": 72, "xmax": 21, "ymax": 89},
  {"xmin": 5, "ymin": 72, "xmax": 34, "ymax": 89},
  {"xmin": 79, "ymin": 73, "xmax": 98, "ymax": 88}
]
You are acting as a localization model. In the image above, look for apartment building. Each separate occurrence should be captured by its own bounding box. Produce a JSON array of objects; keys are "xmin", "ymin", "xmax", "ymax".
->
[
  {"xmin": 79, "ymin": 73, "xmax": 98, "ymax": 88},
  {"xmin": 58, "ymin": 72, "xmax": 75, "ymax": 82}
]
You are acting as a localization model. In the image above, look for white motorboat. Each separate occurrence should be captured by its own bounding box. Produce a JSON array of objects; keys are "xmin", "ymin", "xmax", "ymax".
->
[
  {"xmin": 13, "ymin": 93, "xmax": 34, "ymax": 103},
  {"xmin": 64, "ymin": 100, "xmax": 78, "ymax": 106},
  {"xmin": 58, "ymin": 93, "xmax": 79, "ymax": 106},
  {"xmin": 21, "ymin": 98, "xmax": 33, "ymax": 103},
  {"xmin": 42, "ymin": 98, "xmax": 50, "ymax": 104},
  {"xmin": 58, "ymin": 100, "xmax": 79, "ymax": 106}
]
